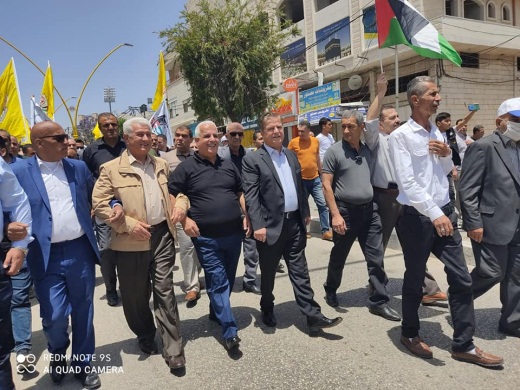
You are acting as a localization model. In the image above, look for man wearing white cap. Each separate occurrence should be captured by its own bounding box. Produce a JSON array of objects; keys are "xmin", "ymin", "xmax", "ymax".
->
[{"xmin": 460, "ymin": 97, "xmax": 520, "ymax": 338}]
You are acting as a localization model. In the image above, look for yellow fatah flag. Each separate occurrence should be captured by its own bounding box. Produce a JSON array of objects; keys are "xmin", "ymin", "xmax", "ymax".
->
[
  {"xmin": 0, "ymin": 58, "xmax": 30, "ymax": 143},
  {"xmin": 40, "ymin": 61, "xmax": 55, "ymax": 120},
  {"xmin": 92, "ymin": 122, "xmax": 102, "ymax": 140},
  {"xmin": 151, "ymin": 51, "xmax": 166, "ymax": 111}
]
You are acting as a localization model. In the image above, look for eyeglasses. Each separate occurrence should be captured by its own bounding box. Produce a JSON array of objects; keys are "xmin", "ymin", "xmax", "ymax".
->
[
  {"xmin": 38, "ymin": 134, "xmax": 69, "ymax": 143},
  {"xmin": 228, "ymin": 132, "xmax": 244, "ymax": 138}
]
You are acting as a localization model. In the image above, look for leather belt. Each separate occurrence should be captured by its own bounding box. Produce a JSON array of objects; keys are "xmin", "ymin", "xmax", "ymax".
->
[
  {"xmin": 336, "ymin": 200, "xmax": 372, "ymax": 209},
  {"xmin": 373, "ymin": 186, "xmax": 399, "ymax": 195},
  {"xmin": 283, "ymin": 211, "xmax": 299, "ymax": 220},
  {"xmin": 148, "ymin": 220, "xmax": 168, "ymax": 233},
  {"xmin": 404, "ymin": 203, "xmax": 453, "ymax": 216}
]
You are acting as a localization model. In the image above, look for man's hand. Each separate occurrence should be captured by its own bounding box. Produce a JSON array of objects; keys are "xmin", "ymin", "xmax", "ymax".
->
[
  {"xmin": 130, "ymin": 221, "xmax": 151, "ymax": 241},
  {"xmin": 331, "ymin": 213, "xmax": 346, "ymax": 235},
  {"xmin": 182, "ymin": 217, "xmax": 200, "ymax": 237},
  {"xmin": 107, "ymin": 204, "xmax": 124, "ymax": 224},
  {"xmin": 465, "ymin": 139, "xmax": 473, "ymax": 146},
  {"xmin": 432, "ymin": 215, "xmax": 453, "ymax": 237},
  {"xmin": 428, "ymin": 140, "xmax": 451, "ymax": 157},
  {"xmin": 304, "ymin": 216, "xmax": 311, "ymax": 225},
  {"xmin": 170, "ymin": 207, "xmax": 187, "ymax": 225},
  {"xmin": 452, "ymin": 168, "xmax": 459, "ymax": 181},
  {"xmin": 467, "ymin": 228, "xmax": 484, "ymax": 243},
  {"xmin": 376, "ymin": 73, "xmax": 388, "ymax": 95},
  {"xmin": 243, "ymin": 216, "xmax": 251, "ymax": 238},
  {"xmin": 4, "ymin": 247, "xmax": 25, "ymax": 276},
  {"xmin": 254, "ymin": 227, "xmax": 267, "ymax": 243},
  {"xmin": 6, "ymin": 222, "xmax": 28, "ymax": 241}
]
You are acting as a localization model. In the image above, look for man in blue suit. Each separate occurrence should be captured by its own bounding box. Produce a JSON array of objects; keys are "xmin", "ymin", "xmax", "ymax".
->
[{"xmin": 12, "ymin": 121, "xmax": 102, "ymax": 389}]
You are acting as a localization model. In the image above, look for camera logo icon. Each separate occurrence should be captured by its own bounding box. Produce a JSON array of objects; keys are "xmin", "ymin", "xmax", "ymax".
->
[{"xmin": 16, "ymin": 353, "xmax": 36, "ymax": 374}]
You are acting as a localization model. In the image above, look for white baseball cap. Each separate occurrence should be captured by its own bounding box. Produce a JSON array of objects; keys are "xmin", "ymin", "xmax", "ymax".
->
[
  {"xmin": 221, "ymin": 135, "xmax": 227, "ymax": 142},
  {"xmin": 497, "ymin": 97, "xmax": 520, "ymax": 117}
]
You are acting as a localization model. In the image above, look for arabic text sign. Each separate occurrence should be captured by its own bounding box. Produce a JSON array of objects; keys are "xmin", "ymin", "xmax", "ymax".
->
[{"xmin": 299, "ymin": 81, "xmax": 341, "ymax": 115}]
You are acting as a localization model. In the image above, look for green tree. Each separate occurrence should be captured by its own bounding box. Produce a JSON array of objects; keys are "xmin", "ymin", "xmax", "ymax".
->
[{"xmin": 159, "ymin": 0, "xmax": 298, "ymax": 123}]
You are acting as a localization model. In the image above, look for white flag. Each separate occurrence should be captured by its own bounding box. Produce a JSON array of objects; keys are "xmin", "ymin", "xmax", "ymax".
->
[
  {"xmin": 30, "ymin": 95, "xmax": 52, "ymax": 127},
  {"xmin": 149, "ymin": 99, "xmax": 173, "ymax": 146}
]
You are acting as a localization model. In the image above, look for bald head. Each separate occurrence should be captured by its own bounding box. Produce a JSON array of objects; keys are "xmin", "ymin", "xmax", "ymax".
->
[{"xmin": 31, "ymin": 121, "xmax": 69, "ymax": 162}]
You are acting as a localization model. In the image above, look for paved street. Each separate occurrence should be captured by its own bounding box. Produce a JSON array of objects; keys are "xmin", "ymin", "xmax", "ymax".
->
[{"xmin": 12, "ymin": 233, "xmax": 518, "ymax": 390}]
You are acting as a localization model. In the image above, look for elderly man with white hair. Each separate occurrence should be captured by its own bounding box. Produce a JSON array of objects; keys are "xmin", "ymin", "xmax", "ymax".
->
[{"xmin": 93, "ymin": 117, "xmax": 188, "ymax": 373}]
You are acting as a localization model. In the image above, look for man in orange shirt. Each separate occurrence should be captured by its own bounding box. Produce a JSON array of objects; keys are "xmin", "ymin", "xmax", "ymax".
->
[{"xmin": 289, "ymin": 120, "xmax": 332, "ymax": 241}]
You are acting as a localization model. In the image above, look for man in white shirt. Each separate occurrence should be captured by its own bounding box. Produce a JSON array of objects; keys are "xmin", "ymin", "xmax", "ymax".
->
[
  {"xmin": 316, "ymin": 117, "xmax": 335, "ymax": 163},
  {"xmin": 365, "ymin": 73, "xmax": 447, "ymax": 306},
  {"xmin": 388, "ymin": 76, "xmax": 503, "ymax": 367}
]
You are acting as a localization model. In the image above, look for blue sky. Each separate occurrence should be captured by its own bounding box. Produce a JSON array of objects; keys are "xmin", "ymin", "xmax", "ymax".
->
[{"xmin": 1, "ymin": 0, "xmax": 186, "ymax": 130}]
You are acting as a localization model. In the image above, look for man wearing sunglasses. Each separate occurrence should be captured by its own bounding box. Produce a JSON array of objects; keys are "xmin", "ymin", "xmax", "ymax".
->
[
  {"xmin": 83, "ymin": 113, "xmax": 126, "ymax": 308},
  {"xmin": 11, "ymin": 121, "xmax": 102, "ymax": 388}
]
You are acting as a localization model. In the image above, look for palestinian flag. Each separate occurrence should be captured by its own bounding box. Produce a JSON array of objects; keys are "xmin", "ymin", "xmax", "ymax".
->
[{"xmin": 375, "ymin": 0, "xmax": 462, "ymax": 66}]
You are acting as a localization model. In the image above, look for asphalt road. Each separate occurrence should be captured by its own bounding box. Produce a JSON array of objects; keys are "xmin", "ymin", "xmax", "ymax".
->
[{"xmin": 12, "ymin": 233, "xmax": 518, "ymax": 390}]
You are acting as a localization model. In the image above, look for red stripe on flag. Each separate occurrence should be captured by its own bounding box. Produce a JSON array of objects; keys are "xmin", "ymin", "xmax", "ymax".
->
[{"xmin": 375, "ymin": 0, "xmax": 396, "ymax": 48}]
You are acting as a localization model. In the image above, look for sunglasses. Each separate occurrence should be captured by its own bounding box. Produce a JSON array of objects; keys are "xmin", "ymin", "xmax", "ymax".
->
[
  {"xmin": 38, "ymin": 134, "xmax": 69, "ymax": 143},
  {"xmin": 228, "ymin": 132, "xmax": 244, "ymax": 138}
]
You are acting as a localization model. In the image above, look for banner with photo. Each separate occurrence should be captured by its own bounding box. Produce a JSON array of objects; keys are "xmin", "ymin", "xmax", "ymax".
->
[
  {"xmin": 363, "ymin": 5, "xmax": 378, "ymax": 50},
  {"xmin": 281, "ymin": 38, "xmax": 307, "ymax": 79},
  {"xmin": 316, "ymin": 17, "xmax": 351, "ymax": 66}
]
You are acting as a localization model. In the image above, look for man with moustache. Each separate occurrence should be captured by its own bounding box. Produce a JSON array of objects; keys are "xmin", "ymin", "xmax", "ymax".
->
[
  {"xmin": 12, "ymin": 121, "xmax": 101, "ymax": 388},
  {"xmin": 162, "ymin": 126, "xmax": 202, "ymax": 302},
  {"xmin": 242, "ymin": 112, "xmax": 342, "ymax": 335},
  {"xmin": 364, "ymin": 73, "xmax": 446, "ymax": 306},
  {"xmin": 83, "ymin": 113, "xmax": 126, "ymax": 307},
  {"xmin": 459, "ymin": 97, "xmax": 520, "ymax": 338},
  {"xmin": 169, "ymin": 121, "xmax": 249, "ymax": 351},
  {"xmin": 388, "ymin": 76, "xmax": 502, "ymax": 367},
  {"xmin": 93, "ymin": 117, "xmax": 186, "ymax": 372}
]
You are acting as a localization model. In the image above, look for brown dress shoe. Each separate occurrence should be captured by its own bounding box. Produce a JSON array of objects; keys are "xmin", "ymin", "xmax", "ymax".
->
[
  {"xmin": 185, "ymin": 290, "xmax": 200, "ymax": 302},
  {"xmin": 400, "ymin": 335, "xmax": 433, "ymax": 359},
  {"xmin": 322, "ymin": 231, "xmax": 333, "ymax": 241},
  {"xmin": 451, "ymin": 347, "xmax": 504, "ymax": 367},
  {"xmin": 422, "ymin": 291, "xmax": 448, "ymax": 305}
]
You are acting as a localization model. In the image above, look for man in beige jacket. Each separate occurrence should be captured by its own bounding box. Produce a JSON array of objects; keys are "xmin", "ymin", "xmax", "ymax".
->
[{"xmin": 92, "ymin": 117, "xmax": 188, "ymax": 373}]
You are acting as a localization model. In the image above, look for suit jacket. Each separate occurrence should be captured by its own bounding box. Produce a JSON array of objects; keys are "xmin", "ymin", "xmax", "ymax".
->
[
  {"xmin": 11, "ymin": 156, "xmax": 100, "ymax": 281},
  {"xmin": 218, "ymin": 145, "xmax": 249, "ymax": 161},
  {"xmin": 459, "ymin": 131, "xmax": 520, "ymax": 245},
  {"xmin": 242, "ymin": 145, "xmax": 310, "ymax": 245}
]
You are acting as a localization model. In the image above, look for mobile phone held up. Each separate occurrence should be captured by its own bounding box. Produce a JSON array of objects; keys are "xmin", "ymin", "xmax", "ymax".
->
[{"xmin": 468, "ymin": 103, "xmax": 480, "ymax": 111}]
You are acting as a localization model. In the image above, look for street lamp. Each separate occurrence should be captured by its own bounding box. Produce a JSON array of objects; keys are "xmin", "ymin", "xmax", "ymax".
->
[{"xmin": 104, "ymin": 88, "xmax": 116, "ymax": 113}]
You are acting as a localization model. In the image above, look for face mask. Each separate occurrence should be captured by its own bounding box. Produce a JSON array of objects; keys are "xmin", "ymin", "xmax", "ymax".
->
[{"xmin": 503, "ymin": 121, "xmax": 520, "ymax": 142}]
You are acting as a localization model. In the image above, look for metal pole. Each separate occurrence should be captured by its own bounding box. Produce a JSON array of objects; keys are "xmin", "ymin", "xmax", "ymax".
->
[{"xmin": 394, "ymin": 46, "xmax": 399, "ymax": 111}]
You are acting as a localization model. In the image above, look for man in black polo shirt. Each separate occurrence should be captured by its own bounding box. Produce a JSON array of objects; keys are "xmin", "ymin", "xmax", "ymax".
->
[
  {"xmin": 322, "ymin": 109, "xmax": 400, "ymax": 322},
  {"xmin": 168, "ymin": 120, "xmax": 249, "ymax": 352},
  {"xmin": 83, "ymin": 112, "xmax": 126, "ymax": 307}
]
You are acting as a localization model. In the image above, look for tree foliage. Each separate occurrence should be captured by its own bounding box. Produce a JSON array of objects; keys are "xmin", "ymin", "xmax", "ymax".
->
[{"xmin": 159, "ymin": 0, "xmax": 298, "ymax": 123}]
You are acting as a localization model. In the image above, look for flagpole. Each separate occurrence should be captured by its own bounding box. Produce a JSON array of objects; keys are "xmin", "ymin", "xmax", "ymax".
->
[
  {"xmin": 394, "ymin": 46, "xmax": 399, "ymax": 111},
  {"xmin": 378, "ymin": 49, "xmax": 384, "ymax": 73}
]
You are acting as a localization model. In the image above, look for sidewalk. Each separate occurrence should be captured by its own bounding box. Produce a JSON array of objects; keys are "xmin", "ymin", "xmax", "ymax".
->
[{"xmin": 13, "ymin": 236, "xmax": 517, "ymax": 390}]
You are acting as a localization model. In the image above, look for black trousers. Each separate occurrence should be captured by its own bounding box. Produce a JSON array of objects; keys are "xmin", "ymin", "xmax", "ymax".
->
[
  {"xmin": 256, "ymin": 214, "xmax": 321, "ymax": 319},
  {"xmin": 398, "ymin": 204, "xmax": 475, "ymax": 352},
  {"xmin": 325, "ymin": 203, "xmax": 390, "ymax": 308}
]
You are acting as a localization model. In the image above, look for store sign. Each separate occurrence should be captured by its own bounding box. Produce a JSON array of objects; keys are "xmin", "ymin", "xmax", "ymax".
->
[
  {"xmin": 272, "ymin": 91, "xmax": 297, "ymax": 116},
  {"xmin": 299, "ymin": 80, "xmax": 341, "ymax": 115},
  {"xmin": 298, "ymin": 106, "xmax": 338, "ymax": 125},
  {"xmin": 283, "ymin": 78, "xmax": 299, "ymax": 92}
]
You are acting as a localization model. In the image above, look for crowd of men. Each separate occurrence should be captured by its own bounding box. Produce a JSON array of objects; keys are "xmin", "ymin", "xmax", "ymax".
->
[{"xmin": 0, "ymin": 75, "xmax": 519, "ymax": 389}]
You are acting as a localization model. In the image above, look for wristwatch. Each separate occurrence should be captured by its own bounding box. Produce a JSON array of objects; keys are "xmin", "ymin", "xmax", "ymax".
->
[{"xmin": 12, "ymin": 247, "xmax": 28, "ymax": 257}]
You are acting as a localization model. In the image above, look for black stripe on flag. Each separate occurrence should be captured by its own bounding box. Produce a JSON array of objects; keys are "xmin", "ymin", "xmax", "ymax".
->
[{"xmin": 388, "ymin": 0, "xmax": 429, "ymax": 42}]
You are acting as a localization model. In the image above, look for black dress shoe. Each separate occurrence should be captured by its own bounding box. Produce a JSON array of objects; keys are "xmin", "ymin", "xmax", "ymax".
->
[
  {"xmin": 307, "ymin": 315, "xmax": 343, "ymax": 335},
  {"xmin": 261, "ymin": 310, "xmax": 277, "ymax": 327},
  {"xmin": 498, "ymin": 324, "xmax": 520, "ymax": 338},
  {"xmin": 49, "ymin": 355, "xmax": 67, "ymax": 384},
  {"xmin": 74, "ymin": 369, "xmax": 101, "ymax": 389},
  {"xmin": 106, "ymin": 289, "xmax": 119, "ymax": 306},
  {"xmin": 276, "ymin": 263, "xmax": 285, "ymax": 273},
  {"xmin": 324, "ymin": 288, "xmax": 339, "ymax": 307},
  {"xmin": 369, "ymin": 305, "xmax": 401, "ymax": 322},
  {"xmin": 165, "ymin": 355, "xmax": 186, "ymax": 370},
  {"xmin": 139, "ymin": 339, "xmax": 159, "ymax": 355},
  {"xmin": 225, "ymin": 335, "xmax": 241, "ymax": 350},
  {"xmin": 243, "ymin": 282, "xmax": 261, "ymax": 295}
]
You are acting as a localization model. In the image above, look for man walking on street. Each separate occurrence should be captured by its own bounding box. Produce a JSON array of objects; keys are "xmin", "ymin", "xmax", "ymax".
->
[{"xmin": 388, "ymin": 75, "xmax": 503, "ymax": 367}]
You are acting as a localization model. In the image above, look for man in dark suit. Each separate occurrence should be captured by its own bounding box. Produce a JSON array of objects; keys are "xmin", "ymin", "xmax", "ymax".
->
[
  {"xmin": 460, "ymin": 97, "xmax": 520, "ymax": 337},
  {"xmin": 12, "ymin": 121, "xmax": 102, "ymax": 389},
  {"xmin": 242, "ymin": 112, "xmax": 341, "ymax": 335}
]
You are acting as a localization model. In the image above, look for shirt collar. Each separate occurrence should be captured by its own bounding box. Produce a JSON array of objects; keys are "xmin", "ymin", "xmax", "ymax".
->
[
  {"xmin": 36, "ymin": 155, "xmax": 63, "ymax": 170},
  {"xmin": 407, "ymin": 117, "xmax": 438, "ymax": 134},
  {"xmin": 263, "ymin": 144, "xmax": 285, "ymax": 157},
  {"xmin": 128, "ymin": 152, "xmax": 152, "ymax": 167}
]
